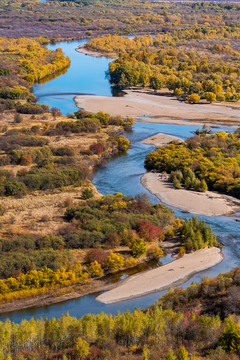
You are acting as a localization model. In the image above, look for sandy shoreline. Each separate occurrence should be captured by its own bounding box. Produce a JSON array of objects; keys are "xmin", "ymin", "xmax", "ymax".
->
[
  {"xmin": 75, "ymin": 90, "xmax": 240, "ymax": 124},
  {"xmin": 141, "ymin": 172, "xmax": 239, "ymax": 216},
  {"xmin": 141, "ymin": 133, "xmax": 183, "ymax": 146},
  {"xmin": 96, "ymin": 247, "xmax": 223, "ymax": 304},
  {"xmin": 76, "ymin": 44, "xmax": 114, "ymax": 58}
]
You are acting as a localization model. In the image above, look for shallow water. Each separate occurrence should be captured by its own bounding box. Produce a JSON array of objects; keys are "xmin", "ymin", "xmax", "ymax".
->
[{"xmin": 1, "ymin": 40, "xmax": 239, "ymax": 324}]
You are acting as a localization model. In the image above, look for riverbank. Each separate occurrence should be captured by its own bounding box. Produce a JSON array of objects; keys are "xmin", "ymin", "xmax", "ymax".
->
[
  {"xmin": 141, "ymin": 172, "xmax": 239, "ymax": 216},
  {"xmin": 76, "ymin": 44, "xmax": 113, "ymax": 58},
  {"xmin": 0, "ymin": 280, "xmax": 110, "ymax": 315},
  {"xmin": 75, "ymin": 90, "xmax": 240, "ymax": 125},
  {"xmin": 141, "ymin": 133, "xmax": 183, "ymax": 146},
  {"xmin": 96, "ymin": 247, "xmax": 223, "ymax": 304},
  {"xmin": 0, "ymin": 256, "xmax": 167, "ymax": 315}
]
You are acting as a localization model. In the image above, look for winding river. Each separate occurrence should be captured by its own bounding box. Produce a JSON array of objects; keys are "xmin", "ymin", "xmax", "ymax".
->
[{"xmin": 0, "ymin": 40, "xmax": 239, "ymax": 323}]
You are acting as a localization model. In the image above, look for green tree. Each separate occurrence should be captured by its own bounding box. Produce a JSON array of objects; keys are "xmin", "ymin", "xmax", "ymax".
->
[
  {"xmin": 4, "ymin": 181, "xmax": 27, "ymax": 197},
  {"xmin": 219, "ymin": 316, "xmax": 240, "ymax": 353},
  {"xmin": 82, "ymin": 188, "xmax": 93, "ymax": 199},
  {"xmin": 200, "ymin": 179, "xmax": 208, "ymax": 192},
  {"xmin": 149, "ymin": 75, "xmax": 162, "ymax": 90},
  {"xmin": 173, "ymin": 177, "xmax": 181, "ymax": 189},
  {"xmin": 128, "ymin": 238, "xmax": 147, "ymax": 258},
  {"xmin": 165, "ymin": 349, "xmax": 176, "ymax": 360}
]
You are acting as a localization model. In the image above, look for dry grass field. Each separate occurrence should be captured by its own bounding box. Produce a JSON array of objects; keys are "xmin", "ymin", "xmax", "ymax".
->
[{"xmin": 0, "ymin": 110, "xmax": 114, "ymax": 238}]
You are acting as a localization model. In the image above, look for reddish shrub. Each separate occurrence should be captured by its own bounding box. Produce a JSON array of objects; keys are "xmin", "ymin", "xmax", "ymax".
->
[
  {"xmin": 89, "ymin": 142, "xmax": 104, "ymax": 154},
  {"xmin": 85, "ymin": 248, "xmax": 109, "ymax": 266},
  {"xmin": 128, "ymin": 199, "xmax": 151, "ymax": 214},
  {"xmin": 137, "ymin": 220, "xmax": 164, "ymax": 242}
]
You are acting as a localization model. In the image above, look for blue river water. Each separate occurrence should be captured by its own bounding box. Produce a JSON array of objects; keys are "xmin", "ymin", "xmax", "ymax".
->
[
  {"xmin": 1, "ymin": 40, "xmax": 239, "ymax": 323},
  {"xmin": 32, "ymin": 40, "xmax": 113, "ymax": 115}
]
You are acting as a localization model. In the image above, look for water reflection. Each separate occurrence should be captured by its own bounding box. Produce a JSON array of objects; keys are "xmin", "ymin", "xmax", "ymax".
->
[
  {"xmin": 36, "ymin": 66, "xmax": 69, "ymax": 84},
  {"xmin": 33, "ymin": 40, "xmax": 114, "ymax": 115},
  {"xmin": 111, "ymin": 86, "xmax": 126, "ymax": 97}
]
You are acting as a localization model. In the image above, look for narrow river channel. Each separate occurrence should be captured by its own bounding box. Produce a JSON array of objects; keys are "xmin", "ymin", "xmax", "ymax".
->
[{"xmin": 0, "ymin": 39, "xmax": 239, "ymax": 323}]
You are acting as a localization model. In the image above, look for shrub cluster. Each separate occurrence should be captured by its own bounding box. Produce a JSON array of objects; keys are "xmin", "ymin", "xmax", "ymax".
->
[
  {"xmin": 170, "ymin": 168, "xmax": 208, "ymax": 192},
  {"xmin": 180, "ymin": 216, "xmax": 218, "ymax": 252},
  {"xmin": 64, "ymin": 193, "xmax": 174, "ymax": 249},
  {"xmin": 16, "ymin": 102, "xmax": 49, "ymax": 114}
]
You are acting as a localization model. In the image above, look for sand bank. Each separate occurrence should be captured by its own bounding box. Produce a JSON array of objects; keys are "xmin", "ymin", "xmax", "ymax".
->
[
  {"xmin": 96, "ymin": 247, "xmax": 223, "ymax": 304},
  {"xmin": 76, "ymin": 44, "xmax": 113, "ymax": 58},
  {"xmin": 75, "ymin": 90, "xmax": 240, "ymax": 123},
  {"xmin": 141, "ymin": 172, "xmax": 239, "ymax": 216},
  {"xmin": 141, "ymin": 133, "xmax": 183, "ymax": 146}
]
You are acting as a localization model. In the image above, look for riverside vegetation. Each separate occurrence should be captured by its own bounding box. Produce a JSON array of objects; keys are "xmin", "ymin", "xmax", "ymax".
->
[
  {"xmin": 145, "ymin": 129, "xmax": 240, "ymax": 199},
  {"xmin": 0, "ymin": 37, "xmax": 70, "ymax": 105},
  {"xmin": 0, "ymin": 191, "xmax": 218, "ymax": 305},
  {"xmin": 0, "ymin": 267, "xmax": 240, "ymax": 359},
  {"xmin": 86, "ymin": 32, "xmax": 240, "ymax": 103}
]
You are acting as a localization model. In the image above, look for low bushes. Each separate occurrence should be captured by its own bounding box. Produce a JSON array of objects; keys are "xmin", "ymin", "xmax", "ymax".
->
[{"xmin": 16, "ymin": 102, "xmax": 49, "ymax": 114}]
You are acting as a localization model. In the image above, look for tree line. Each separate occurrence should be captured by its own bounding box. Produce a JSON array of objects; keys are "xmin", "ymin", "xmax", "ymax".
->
[
  {"xmin": 0, "ymin": 266, "xmax": 240, "ymax": 359},
  {"xmin": 87, "ymin": 32, "xmax": 240, "ymax": 103}
]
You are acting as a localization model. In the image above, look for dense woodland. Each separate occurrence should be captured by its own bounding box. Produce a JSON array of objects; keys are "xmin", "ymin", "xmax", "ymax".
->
[
  {"xmin": 145, "ymin": 129, "xmax": 240, "ymax": 199},
  {"xmin": 0, "ymin": 37, "xmax": 70, "ymax": 104},
  {"xmin": 87, "ymin": 31, "xmax": 240, "ymax": 101},
  {"xmin": 0, "ymin": 267, "xmax": 240, "ymax": 359}
]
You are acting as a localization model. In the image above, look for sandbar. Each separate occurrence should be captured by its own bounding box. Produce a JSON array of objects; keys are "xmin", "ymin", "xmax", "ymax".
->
[
  {"xmin": 76, "ymin": 44, "xmax": 113, "ymax": 58},
  {"xmin": 75, "ymin": 90, "xmax": 240, "ymax": 124},
  {"xmin": 96, "ymin": 247, "xmax": 223, "ymax": 304},
  {"xmin": 141, "ymin": 133, "xmax": 183, "ymax": 146},
  {"xmin": 141, "ymin": 172, "xmax": 239, "ymax": 216}
]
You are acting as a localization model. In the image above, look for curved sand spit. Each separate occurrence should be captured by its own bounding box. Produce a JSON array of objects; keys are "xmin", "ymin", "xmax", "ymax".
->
[
  {"xmin": 96, "ymin": 247, "xmax": 223, "ymax": 304},
  {"xmin": 141, "ymin": 172, "xmax": 239, "ymax": 216},
  {"xmin": 141, "ymin": 133, "xmax": 183, "ymax": 146},
  {"xmin": 76, "ymin": 44, "xmax": 106, "ymax": 58}
]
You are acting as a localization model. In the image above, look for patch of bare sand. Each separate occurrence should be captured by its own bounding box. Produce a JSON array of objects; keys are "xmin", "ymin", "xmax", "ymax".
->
[
  {"xmin": 96, "ymin": 247, "xmax": 223, "ymax": 304},
  {"xmin": 75, "ymin": 90, "xmax": 240, "ymax": 123},
  {"xmin": 76, "ymin": 44, "xmax": 114, "ymax": 58},
  {"xmin": 141, "ymin": 172, "xmax": 239, "ymax": 216},
  {"xmin": 141, "ymin": 133, "xmax": 183, "ymax": 146}
]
